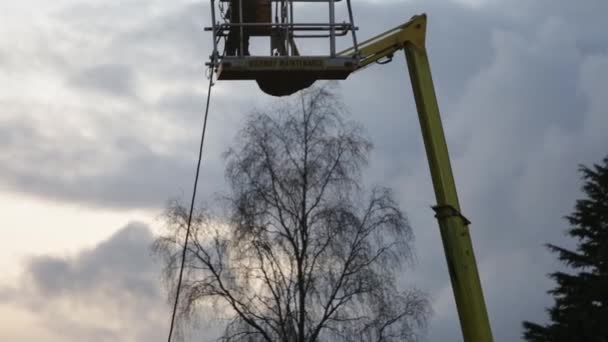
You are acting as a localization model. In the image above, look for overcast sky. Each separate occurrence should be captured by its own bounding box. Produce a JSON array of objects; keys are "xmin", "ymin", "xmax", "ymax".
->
[{"xmin": 1, "ymin": 0, "xmax": 607, "ymax": 341}]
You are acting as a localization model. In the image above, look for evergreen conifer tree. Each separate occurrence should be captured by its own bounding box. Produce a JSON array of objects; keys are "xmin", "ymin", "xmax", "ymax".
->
[{"xmin": 523, "ymin": 156, "xmax": 608, "ymax": 341}]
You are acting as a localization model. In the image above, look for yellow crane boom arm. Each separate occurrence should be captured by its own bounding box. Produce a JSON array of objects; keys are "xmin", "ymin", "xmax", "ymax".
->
[
  {"xmin": 339, "ymin": 14, "xmax": 495, "ymax": 342},
  {"xmin": 339, "ymin": 14, "xmax": 427, "ymax": 72}
]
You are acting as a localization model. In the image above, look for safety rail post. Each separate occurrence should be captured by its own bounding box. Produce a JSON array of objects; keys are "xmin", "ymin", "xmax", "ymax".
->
[
  {"xmin": 329, "ymin": 0, "xmax": 335, "ymax": 56},
  {"xmin": 404, "ymin": 42, "xmax": 494, "ymax": 342},
  {"xmin": 289, "ymin": 0, "xmax": 294, "ymax": 55},
  {"xmin": 345, "ymin": 0, "xmax": 358, "ymax": 57},
  {"xmin": 209, "ymin": 0, "xmax": 359, "ymax": 58},
  {"xmin": 210, "ymin": 0, "xmax": 219, "ymax": 59},
  {"xmin": 284, "ymin": 0, "xmax": 289, "ymax": 55},
  {"xmin": 239, "ymin": 0, "xmax": 244, "ymax": 56}
]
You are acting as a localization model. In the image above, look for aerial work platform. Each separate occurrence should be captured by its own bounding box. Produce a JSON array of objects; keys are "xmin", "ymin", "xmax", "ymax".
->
[
  {"xmin": 206, "ymin": 0, "xmax": 359, "ymax": 96},
  {"xmin": 201, "ymin": 1, "xmax": 496, "ymax": 340},
  {"xmin": 218, "ymin": 55, "xmax": 355, "ymax": 96}
]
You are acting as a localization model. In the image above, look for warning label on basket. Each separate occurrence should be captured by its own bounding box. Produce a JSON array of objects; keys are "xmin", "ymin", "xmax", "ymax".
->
[{"xmin": 248, "ymin": 59, "xmax": 325, "ymax": 69}]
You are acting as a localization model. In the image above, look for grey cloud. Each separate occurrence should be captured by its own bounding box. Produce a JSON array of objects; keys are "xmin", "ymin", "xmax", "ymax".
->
[
  {"xmin": 71, "ymin": 64, "xmax": 137, "ymax": 96},
  {"xmin": 28, "ymin": 223, "xmax": 158, "ymax": 297},
  {"xmin": 23, "ymin": 223, "xmax": 158, "ymax": 300},
  {"xmin": 3, "ymin": 0, "xmax": 608, "ymax": 341},
  {"xmin": 1, "ymin": 223, "xmax": 165, "ymax": 341},
  {"xmin": 2, "ymin": 130, "xmax": 226, "ymax": 209},
  {"xmin": 157, "ymin": 90, "xmax": 210, "ymax": 123},
  {"xmin": 1, "ymin": 223, "xmax": 222, "ymax": 342},
  {"xmin": 0, "ymin": 0, "xmax": 259, "ymax": 210}
]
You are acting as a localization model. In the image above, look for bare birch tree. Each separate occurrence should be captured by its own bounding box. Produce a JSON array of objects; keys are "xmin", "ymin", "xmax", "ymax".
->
[{"xmin": 155, "ymin": 86, "xmax": 430, "ymax": 342}]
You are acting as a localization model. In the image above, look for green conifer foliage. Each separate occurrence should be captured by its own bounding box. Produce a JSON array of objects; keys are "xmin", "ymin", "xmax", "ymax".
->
[{"xmin": 523, "ymin": 156, "xmax": 608, "ymax": 341}]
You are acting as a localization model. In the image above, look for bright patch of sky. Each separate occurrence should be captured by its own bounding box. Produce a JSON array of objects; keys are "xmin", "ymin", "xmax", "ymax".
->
[{"xmin": 0, "ymin": 193, "xmax": 153, "ymax": 281}]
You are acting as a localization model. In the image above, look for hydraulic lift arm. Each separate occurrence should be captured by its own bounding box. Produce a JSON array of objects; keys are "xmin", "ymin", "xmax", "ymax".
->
[
  {"xmin": 338, "ymin": 15, "xmax": 426, "ymax": 70},
  {"xmin": 340, "ymin": 14, "xmax": 494, "ymax": 342}
]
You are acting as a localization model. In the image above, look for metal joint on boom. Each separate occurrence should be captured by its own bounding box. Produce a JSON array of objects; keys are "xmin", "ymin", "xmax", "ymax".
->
[
  {"xmin": 338, "ymin": 14, "xmax": 427, "ymax": 72},
  {"xmin": 432, "ymin": 204, "xmax": 472, "ymax": 226}
]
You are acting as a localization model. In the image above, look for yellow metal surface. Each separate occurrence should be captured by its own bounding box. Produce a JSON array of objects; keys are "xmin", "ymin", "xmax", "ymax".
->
[
  {"xmin": 404, "ymin": 39, "xmax": 494, "ymax": 342},
  {"xmin": 339, "ymin": 14, "xmax": 427, "ymax": 70},
  {"xmin": 341, "ymin": 12, "xmax": 495, "ymax": 341}
]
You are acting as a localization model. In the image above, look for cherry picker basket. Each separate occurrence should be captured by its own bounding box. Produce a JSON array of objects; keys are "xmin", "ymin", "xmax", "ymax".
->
[{"xmin": 206, "ymin": 0, "xmax": 360, "ymax": 96}]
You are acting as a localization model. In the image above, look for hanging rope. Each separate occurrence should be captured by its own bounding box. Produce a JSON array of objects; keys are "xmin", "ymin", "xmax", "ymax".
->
[{"xmin": 166, "ymin": 61, "xmax": 216, "ymax": 342}]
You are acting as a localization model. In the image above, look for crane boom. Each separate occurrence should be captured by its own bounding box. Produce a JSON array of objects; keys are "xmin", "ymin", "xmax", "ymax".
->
[
  {"xmin": 339, "ymin": 15, "xmax": 426, "ymax": 71},
  {"xmin": 340, "ymin": 14, "xmax": 495, "ymax": 342},
  {"xmin": 207, "ymin": 5, "xmax": 493, "ymax": 338}
]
